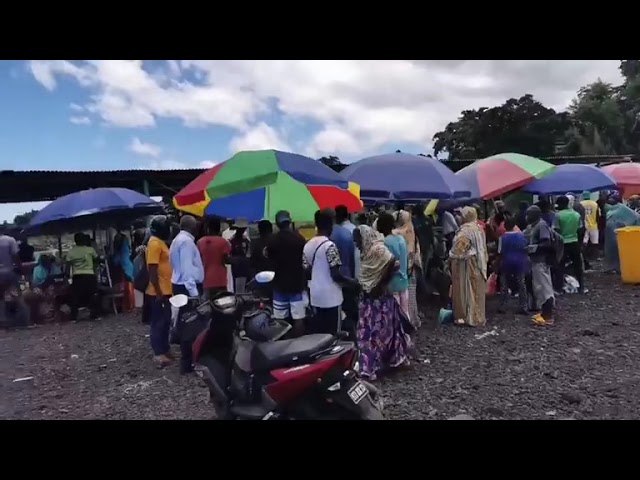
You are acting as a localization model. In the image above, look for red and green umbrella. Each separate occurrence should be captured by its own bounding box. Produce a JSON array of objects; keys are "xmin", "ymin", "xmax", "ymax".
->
[
  {"xmin": 174, "ymin": 149, "xmax": 362, "ymax": 222},
  {"xmin": 455, "ymin": 153, "xmax": 555, "ymax": 199}
]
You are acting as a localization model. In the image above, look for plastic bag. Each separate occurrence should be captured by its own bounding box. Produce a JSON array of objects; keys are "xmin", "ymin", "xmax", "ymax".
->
[
  {"xmin": 487, "ymin": 272, "xmax": 498, "ymax": 295},
  {"xmin": 438, "ymin": 308, "xmax": 454, "ymax": 325},
  {"xmin": 226, "ymin": 265, "xmax": 234, "ymax": 293},
  {"xmin": 563, "ymin": 275, "xmax": 579, "ymax": 294}
]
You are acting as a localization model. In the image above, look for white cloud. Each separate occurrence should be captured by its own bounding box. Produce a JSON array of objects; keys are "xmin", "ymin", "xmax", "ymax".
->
[
  {"xmin": 69, "ymin": 116, "xmax": 91, "ymax": 125},
  {"xmin": 69, "ymin": 103, "xmax": 84, "ymax": 112},
  {"xmin": 29, "ymin": 60, "xmax": 624, "ymax": 159},
  {"xmin": 139, "ymin": 159, "xmax": 187, "ymax": 170},
  {"xmin": 306, "ymin": 128, "xmax": 361, "ymax": 157},
  {"xmin": 138, "ymin": 158, "xmax": 215, "ymax": 170},
  {"xmin": 229, "ymin": 122, "xmax": 290, "ymax": 153},
  {"xmin": 129, "ymin": 137, "xmax": 162, "ymax": 157},
  {"xmin": 0, "ymin": 201, "xmax": 50, "ymax": 223}
]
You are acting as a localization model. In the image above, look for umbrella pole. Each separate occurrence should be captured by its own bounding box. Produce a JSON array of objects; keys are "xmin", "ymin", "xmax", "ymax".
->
[{"xmin": 57, "ymin": 236, "xmax": 62, "ymax": 257}]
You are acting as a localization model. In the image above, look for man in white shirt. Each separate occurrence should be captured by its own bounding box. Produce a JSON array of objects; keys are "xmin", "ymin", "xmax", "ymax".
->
[
  {"xmin": 302, "ymin": 210, "xmax": 359, "ymax": 335},
  {"xmin": 169, "ymin": 215, "xmax": 204, "ymax": 374}
]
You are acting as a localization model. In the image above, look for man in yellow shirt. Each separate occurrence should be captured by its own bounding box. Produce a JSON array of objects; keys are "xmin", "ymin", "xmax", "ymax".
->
[
  {"xmin": 581, "ymin": 191, "xmax": 600, "ymax": 268},
  {"xmin": 146, "ymin": 215, "xmax": 174, "ymax": 367}
]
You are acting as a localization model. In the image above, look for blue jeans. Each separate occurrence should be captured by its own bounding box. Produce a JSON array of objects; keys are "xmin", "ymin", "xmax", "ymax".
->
[{"xmin": 149, "ymin": 296, "xmax": 171, "ymax": 356}]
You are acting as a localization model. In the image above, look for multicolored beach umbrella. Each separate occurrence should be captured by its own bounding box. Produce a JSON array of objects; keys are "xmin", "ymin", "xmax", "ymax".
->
[
  {"xmin": 455, "ymin": 152, "xmax": 555, "ymax": 200},
  {"xmin": 523, "ymin": 163, "xmax": 617, "ymax": 195},
  {"xmin": 174, "ymin": 149, "xmax": 362, "ymax": 222},
  {"xmin": 601, "ymin": 162, "xmax": 640, "ymax": 197},
  {"xmin": 341, "ymin": 152, "xmax": 470, "ymax": 200}
]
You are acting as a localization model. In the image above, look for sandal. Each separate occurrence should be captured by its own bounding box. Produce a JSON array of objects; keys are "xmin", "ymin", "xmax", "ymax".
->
[{"xmin": 531, "ymin": 314, "xmax": 547, "ymax": 326}]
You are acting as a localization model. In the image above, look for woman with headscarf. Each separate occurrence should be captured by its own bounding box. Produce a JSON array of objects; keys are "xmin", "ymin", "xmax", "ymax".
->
[
  {"xmin": 394, "ymin": 210, "xmax": 421, "ymax": 327},
  {"xmin": 376, "ymin": 212, "xmax": 410, "ymax": 324},
  {"xmin": 449, "ymin": 207, "xmax": 488, "ymax": 327},
  {"xmin": 604, "ymin": 192, "xmax": 640, "ymax": 273},
  {"xmin": 353, "ymin": 225, "xmax": 411, "ymax": 381}
]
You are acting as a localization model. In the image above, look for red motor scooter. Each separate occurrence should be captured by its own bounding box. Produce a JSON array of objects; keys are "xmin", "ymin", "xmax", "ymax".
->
[{"xmin": 179, "ymin": 271, "xmax": 383, "ymax": 420}]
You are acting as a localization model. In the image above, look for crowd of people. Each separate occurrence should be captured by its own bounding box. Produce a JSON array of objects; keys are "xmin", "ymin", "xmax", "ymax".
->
[
  {"xmin": 0, "ymin": 228, "xmax": 137, "ymax": 327},
  {"xmin": 3, "ymin": 187, "xmax": 640, "ymax": 384},
  {"xmin": 132, "ymin": 192, "xmax": 615, "ymax": 379}
]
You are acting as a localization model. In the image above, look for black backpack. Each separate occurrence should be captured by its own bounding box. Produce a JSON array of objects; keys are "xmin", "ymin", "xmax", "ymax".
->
[
  {"xmin": 132, "ymin": 251, "xmax": 149, "ymax": 292},
  {"xmin": 230, "ymin": 233, "xmax": 249, "ymax": 258}
]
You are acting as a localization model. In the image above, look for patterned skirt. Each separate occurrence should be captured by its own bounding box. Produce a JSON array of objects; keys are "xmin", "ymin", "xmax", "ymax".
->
[{"xmin": 357, "ymin": 294, "xmax": 411, "ymax": 381}]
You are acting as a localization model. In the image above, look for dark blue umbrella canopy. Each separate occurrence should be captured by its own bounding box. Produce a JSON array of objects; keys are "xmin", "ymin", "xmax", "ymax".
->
[
  {"xmin": 341, "ymin": 153, "xmax": 471, "ymax": 200},
  {"xmin": 28, "ymin": 187, "xmax": 162, "ymax": 235},
  {"xmin": 522, "ymin": 164, "xmax": 617, "ymax": 195}
]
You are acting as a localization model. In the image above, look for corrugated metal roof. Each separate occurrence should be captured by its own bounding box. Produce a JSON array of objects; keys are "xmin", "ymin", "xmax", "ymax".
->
[
  {"xmin": 442, "ymin": 154, "xmax": 637, "ymax": 163},
  {"xmin": 0, "ymin": 154, "xmax": 636, "ymax": 175}
]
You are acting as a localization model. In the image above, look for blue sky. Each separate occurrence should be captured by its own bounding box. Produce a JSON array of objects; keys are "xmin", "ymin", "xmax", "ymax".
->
[{"xmin": 0, "ymin": 60, "xmax": 622, "ymax": 222}]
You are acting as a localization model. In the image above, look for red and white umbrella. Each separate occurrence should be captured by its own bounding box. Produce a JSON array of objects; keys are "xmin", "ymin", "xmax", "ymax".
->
[{"xmin": 601, "ymin": 163, "xmax": 640, "ymax": 197}]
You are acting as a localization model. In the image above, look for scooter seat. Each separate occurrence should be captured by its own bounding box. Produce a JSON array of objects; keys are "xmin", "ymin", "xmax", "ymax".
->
[{"xmin": 251, "ymin": 334, "xmax": 335, "ymax": 371}]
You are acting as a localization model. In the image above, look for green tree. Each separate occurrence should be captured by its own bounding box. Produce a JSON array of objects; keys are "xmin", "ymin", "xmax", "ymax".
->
[
  {"xmin": 618, "ymin": 60, "xmax": 640, "ymax": 154},
  {"xmin": 620, "ymin": 60, "xmax": 640, "ymax": 81},
  {"xmin": 318, "ymin": 155, "xmax": 344, "ymax": 167},
  {"xmin": 318, "ymin": 155, "xmax": 347, "ymax": 172},
  {"xmin": 566, "ymin": 80, "xmax": 628, "ymax": 155},
  {"xmin": 13, "ymin": 209, "xmax": 39, "ymax": 227},
  {"xmin": 432, "ymin": 94, "xmax": 570, "ymax": 160}
]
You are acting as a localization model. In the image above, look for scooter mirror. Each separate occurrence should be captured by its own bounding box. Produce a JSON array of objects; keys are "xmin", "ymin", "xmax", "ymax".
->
[
  {"xmin": 254, "ymin": 271, "xmax": 275, "ymax": 284},
  {"xmin": 169, "ymin": 294, "xmax": 189, "ymax": 308}
]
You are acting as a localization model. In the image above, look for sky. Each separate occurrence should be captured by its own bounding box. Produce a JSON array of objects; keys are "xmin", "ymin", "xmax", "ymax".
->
[{"xmin": 0, "ymin": 60, "xmax": 625, "ymax": 222}]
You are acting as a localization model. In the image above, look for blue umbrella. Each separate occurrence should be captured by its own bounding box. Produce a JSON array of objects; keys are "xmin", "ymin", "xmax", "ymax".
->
[
  {"xmin": 341, "ymin": 153, "xmax": 471, "ymax": 200},
  {"xmin": 28, "ymin": 188, "xmax": 163, "ymax": 234},
  {"xmin": 522, "ymin": 164, "xmax": 617, "ymax": 195}
]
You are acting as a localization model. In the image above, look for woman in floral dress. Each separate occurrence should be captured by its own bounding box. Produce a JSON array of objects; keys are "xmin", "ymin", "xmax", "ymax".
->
[{"xmin": 353, "ymin": 225, "xmax": 411, "ymax": 381}]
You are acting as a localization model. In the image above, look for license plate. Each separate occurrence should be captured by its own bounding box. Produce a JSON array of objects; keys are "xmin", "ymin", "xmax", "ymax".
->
[{"xmin": 347, "ymin": 381, "xmax": 368, "ymax": 405}]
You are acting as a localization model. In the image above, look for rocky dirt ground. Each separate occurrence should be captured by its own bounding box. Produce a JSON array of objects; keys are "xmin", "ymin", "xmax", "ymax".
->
[{"xmin": 2, "ymin": 265, "xmax": 639, "ymax": 420}]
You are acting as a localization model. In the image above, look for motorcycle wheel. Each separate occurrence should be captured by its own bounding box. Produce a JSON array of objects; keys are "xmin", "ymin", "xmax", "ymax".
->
[
  {"xmin": 356, "ymin": 395, "xmax": 384, "ymax": 420},
  {"xmin": 360, "ymin": 380, "xmax": 384, "ymax": 415}
]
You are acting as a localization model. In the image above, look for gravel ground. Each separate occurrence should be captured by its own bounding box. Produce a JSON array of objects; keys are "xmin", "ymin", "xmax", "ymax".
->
[{"xmin": 2, "ymin": 265, "xmax": 639, "ymax": 420}]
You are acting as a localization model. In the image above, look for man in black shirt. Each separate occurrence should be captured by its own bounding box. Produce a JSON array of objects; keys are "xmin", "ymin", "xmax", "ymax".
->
[
  {"xmin": 266, "ymin": 211, "xmax": 307, "ymax": 332},
  {"xmin": 17, "ymin": 237, "xmax": 35, "ymax": 263},
  {"xmin": 250, "ymin": 220, "xmax": 273, "ymax": 277}
]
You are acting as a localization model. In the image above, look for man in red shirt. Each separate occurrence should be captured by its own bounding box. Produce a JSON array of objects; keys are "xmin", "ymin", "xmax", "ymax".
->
[{"xmin": 197, "ymin": 218, "xmax": 231, "ymax": 297}]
